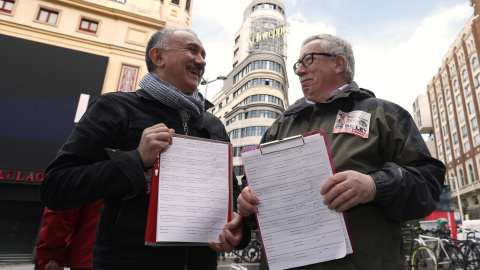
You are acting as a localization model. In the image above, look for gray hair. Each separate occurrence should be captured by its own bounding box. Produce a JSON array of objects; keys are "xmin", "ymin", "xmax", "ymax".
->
[
  {"xmin": 302, "ymin": 34, "xmax": 355, "ymax": 83},
  {"xmin": 145, "ymin": 28, "xmax": 198, "ymax": 72}
]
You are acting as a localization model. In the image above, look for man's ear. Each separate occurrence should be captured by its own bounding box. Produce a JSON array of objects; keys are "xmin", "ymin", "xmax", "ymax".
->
[
  {"xmin": 334, "ymin": 55, "xmax": 346, "ymax": 75},
  {"xmin": 149, "ymin": 47, "xmax": 164, "ymax": 68}
]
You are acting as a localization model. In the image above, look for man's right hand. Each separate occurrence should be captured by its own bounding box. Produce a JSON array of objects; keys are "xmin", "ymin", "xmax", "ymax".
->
[
  {"xmin": 137, "ymin": 123, "xmax": 175, "ymax": 168},
  {"xmin": 237, "ymin": 186, "xmax": 260, "ymax": 217}
]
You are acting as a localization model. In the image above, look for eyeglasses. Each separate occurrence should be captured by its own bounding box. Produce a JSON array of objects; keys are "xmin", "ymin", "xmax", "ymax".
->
[{"xmin": 293, "ymin": 52, "xmax": 336, "ymax": 72}]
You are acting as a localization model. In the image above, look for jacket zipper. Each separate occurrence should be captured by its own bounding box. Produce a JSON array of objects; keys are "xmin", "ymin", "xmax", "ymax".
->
[{"xmin": 182, "ymin": 121, "xmax": 189, "ymax": 135}]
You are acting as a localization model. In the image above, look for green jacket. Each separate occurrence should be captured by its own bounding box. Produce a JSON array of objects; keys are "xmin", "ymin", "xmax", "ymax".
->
[{"xmin": 259, "ymin": 82, "xmax": 445, "ymax": 270}]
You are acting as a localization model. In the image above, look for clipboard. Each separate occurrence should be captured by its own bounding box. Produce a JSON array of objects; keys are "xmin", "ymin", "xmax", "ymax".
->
[
  {"xmin": 241, "ymin": 129, "xmax": 353, "ymax": 270},
  {"xmin": 145, "ymin": 134, "xmax": 233, "ymax": 246}
]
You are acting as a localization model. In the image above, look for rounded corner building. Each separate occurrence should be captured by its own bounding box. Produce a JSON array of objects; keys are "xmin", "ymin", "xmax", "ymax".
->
[{"xmin": 210, "ymin": 0, "xmax": 289, "ymax": 184}]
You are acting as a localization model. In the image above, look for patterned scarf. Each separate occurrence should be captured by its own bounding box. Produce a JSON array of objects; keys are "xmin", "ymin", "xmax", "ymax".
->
[{"xmin": 139, "ymin": 72, "xmax": 205, "ymax": 122}]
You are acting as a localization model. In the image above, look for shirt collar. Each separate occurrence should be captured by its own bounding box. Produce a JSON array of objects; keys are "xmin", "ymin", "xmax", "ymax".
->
[{"xmin": 304, "ymin": 84, "xmax": 349, "ymax": 104}]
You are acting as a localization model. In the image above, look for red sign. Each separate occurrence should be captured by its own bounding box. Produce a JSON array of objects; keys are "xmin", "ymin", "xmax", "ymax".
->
[{"xmin": 0, "ymin": 169, "xmax": 44, "ymax": 184}]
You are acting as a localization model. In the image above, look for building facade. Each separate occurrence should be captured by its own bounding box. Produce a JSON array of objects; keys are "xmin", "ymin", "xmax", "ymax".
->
[
  {"xmin": 0, "ymin": 0, "xmax": 193, "ymax": 263},
  {"xmin": 210, "ymin": 0, "xmax": 289, "ymax": 183},
  {"xmin": 422, "ymin": 0, "xmax": 480, "ymax": 220}
]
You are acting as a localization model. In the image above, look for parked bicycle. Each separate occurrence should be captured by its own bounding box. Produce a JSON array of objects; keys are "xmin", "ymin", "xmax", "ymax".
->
[{"xmin": 404, "ymin": 227, "xmax": 438, "ymax": 270}]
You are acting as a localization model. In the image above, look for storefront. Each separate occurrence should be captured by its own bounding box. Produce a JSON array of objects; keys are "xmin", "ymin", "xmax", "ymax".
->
[{"xmin": 0, "ymin": 34, "xmax": 108, "ymax": 264}]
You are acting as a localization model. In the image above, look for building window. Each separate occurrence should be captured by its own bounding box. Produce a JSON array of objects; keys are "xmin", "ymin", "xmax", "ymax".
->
[
  {"xmin": 455, "ymin": 148, "xmax": 461, "ymax": 158},
  {"xmin": 459, "ymin": 109, "xmax": 465, "ymax": 122},
  {"xmin": 439, "ymin": 97, "xmax": 444, "ymax": 108},
  {"xmin": 110, "ymin": 0, "xmax": 126, "ymax": 3},
  {"xmin": 443, "ymin": 125, "xmax": 448, "ymax": 135},
  {"xmin": 468, "ymin": 101, "xmax": 475, "ymax": 114},
  {"xmin": 234, "ymin": 35, "xmax": 240, "ymax": 44},
  {"xmin": 117, "ymin": 65, "xmax": 139, "ymax": 92},
  {"xmin": 462, "ymin": 125, "xmax": 468, "ymax": 138},
  {"xmin": 463, "ymin": 69, "xmax": 468, "ymax": 82},
  {"xmin": 446, "ymin": 139, "xmax": 450, "ymax": 150},
  {"xmin": 473, "ymin": 57, "xmax": 479, "ymax": 71},
  {"xmin": 465, "ymin": 85, "xmax": 471, "ymax": 97},
  {"xmin": 37, "ymin": 8, "xmax": 59, "ymax": 24},
  {"xmin": 438, "ymin": 145, "xmax": 443, "ymax": 156},
  {"xmin": 448, "ymin": 103, "xmax": 453, "ymax": 114},
  {"xmin": 219, "ymin": 103, "xmax": 222, "ymax": 109},
  {"xmin": 453, "ymin": 132, "xmax": 459, "ymax": 144},
  {"xmin": 456, "ymin": 94, "xmax": 462, "ymax": 107},
  {"xmin": 225, "ymin": 97, "xmax": 229, "ymax": 104},
  {"xmin": 454, "ymin": 80, "xmax": 459, "ymax": 92},
  {"xmin": 460, "ymin": 169, "xmax": 465, "ymax": 186},
  {"xmin": 450, "ymin": 118, "xmax": 456, "ymax": 129},
  {"xmin": 441, "ymin": 111, "xmax": 446, "ymax": 121},
  {"xmin": 475, "ymin": 73, "xmax": 480, "ymax": 88},
  {"xmin": 474, "ymin": 134, "xmax": 480, "ymax": 146},
  {"xmin": 234, "ymin": 48, "xmax": 239, "ymax": 57},
  {"xmin": 447, "ymin": 153, "xmax": 452, "ymax": 163},
  {"xmin": 0, "ymin": 0, "xmax": 14, "ymax": 14},
  {"xmin": 171, "ymin": 0, "xmax": 180, "ymax": 5},
  {"xmin": 446, "ymin": 89, "xmax": 451, "ymax": 100},
  {"xmin": 185, "ymin": 0, "xmax": 191, "ymax": 11},
  {"xmin": 474, "ymin": 195, "xmax": 479, "ymax": 205},
  {"xmin": 433, "ymin": 104, "xmax": 437, "ymax": 115},
  {"xmin": 464, "ymin": 141, "xmax": 470, "ymax": 152},
  {"xmin": 79, "ymin": 18, "xmax": 98, "ymax": 34},
  {"xmin": 233, "ymin": 61, "xmax": 238, "ymax": 69},
  {"xmin": 472, "ymin": 117, "xmax": 478, "ymax": 131}
]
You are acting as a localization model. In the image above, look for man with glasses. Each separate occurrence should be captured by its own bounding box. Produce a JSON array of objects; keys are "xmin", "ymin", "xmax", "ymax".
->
[{"xmin": 237, "ymin": 34, "xmax": 445, "ymax": 269}]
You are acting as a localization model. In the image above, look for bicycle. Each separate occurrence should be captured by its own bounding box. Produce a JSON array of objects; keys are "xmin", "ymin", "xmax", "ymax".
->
[
  {"xmin": 417, "ymin": 229, "xmax": 466, "ymax": 270},
  {"xmin": 404, "ymin": 227, "xmax": 438, "ymax": 270},
  {"xmin": 457, "ymin": 230, "xmax": 480, "ymax": 270}
]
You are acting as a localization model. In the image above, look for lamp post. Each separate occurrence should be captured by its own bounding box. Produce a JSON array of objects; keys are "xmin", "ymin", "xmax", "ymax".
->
[
  {"xmin": 451, "ymin": 176, "xmax": 464, "ymax": 224},
  {"xmin": 201, "ymin": 76, "xmax": 227, "ymax": 100}
]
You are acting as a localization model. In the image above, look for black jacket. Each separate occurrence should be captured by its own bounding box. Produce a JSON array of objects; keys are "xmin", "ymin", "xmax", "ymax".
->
[{"xmin": 40, "ymin": 89, "xmax": 245, "ymax": 269}]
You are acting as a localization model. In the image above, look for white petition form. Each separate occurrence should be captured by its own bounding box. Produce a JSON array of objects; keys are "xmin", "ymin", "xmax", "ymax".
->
[
  {"xmin": 242, "ymin": 132, "xmax": 351, "ymax": 270},
  {"xmin": 156, "ymin": 136, "xmax": 231, "ymax": 244}
]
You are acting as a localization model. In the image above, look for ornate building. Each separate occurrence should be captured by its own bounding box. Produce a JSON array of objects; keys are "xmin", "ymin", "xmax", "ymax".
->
[
  {"xmin": 420, "ymin": 0, "xmax": 480, "ymax": 220},
  {"xmin": 210, "ymin": 0, "xmax": 289, "ymax": 183},
  {"xmin": 0, "ymin": 0, "xmax": 193, "ymax": 263}
]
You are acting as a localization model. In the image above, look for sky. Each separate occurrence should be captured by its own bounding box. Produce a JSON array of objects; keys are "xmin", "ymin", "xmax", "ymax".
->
[{"xmin": 191, "ymin": 0, "xmax": 472, "ymax": 115}]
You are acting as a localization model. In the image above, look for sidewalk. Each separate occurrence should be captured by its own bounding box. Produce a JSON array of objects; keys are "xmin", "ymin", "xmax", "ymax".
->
[
  {"xmin": 0, "ymin": 264, "xmax": 36, "ymax": 270},
  {"xmin": 0, "ymin": 263, "xmax": 258, "ymax": 270}
]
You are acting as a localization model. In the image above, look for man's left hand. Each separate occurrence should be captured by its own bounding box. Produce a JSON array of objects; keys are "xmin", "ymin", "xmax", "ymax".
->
[
  {"xmin": 209, "ymin": 213, "xmax": 243, "ymax": 253},
  {"xmin": 320, "ymin": 170, "xmax": 376, "ymax": 212}
]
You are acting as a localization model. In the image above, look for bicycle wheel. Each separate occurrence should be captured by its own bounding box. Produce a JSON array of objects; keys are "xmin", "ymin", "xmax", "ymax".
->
[
  {"xmin": 411, "ymin": 246, "xmax": 438, "ymax": 270},
  {"xmin": 437, "ymin": 244, "xmax": 465, "ymax": 270},
  {"xmin": 462, "ymin": 245, "xmax": 479, "ymax": 270},
  {"xmin": 243, "ymin": 242, "xmax": 261, "ymax": 263}
]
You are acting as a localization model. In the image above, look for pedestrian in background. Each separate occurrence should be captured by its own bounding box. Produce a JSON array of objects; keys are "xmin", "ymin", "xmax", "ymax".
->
[{"xmin": 36, "ymin": 200, "xmax": 102, "ymax": 270}]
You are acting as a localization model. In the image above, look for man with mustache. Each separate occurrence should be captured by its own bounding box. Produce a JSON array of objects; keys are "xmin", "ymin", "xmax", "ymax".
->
[
  {"xmin": 40, "ymin": 28, "xmax": 248, "ymax": 270},
  {"xmin": 237, "ymin": 34, "xmax": 446, "ymax": 269}
]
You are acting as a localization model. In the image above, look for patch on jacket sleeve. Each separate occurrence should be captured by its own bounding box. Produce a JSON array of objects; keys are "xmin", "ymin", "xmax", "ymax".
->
[{"xmin": 333, "ymin": 110, "xmax": 371, "ymax": 138}]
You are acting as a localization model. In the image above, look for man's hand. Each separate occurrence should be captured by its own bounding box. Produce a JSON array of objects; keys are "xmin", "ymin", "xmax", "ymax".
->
[
  {"xmin": 209, "ymin": 213, "xmax": 244, "ymax": 253},
  {"xmin": 320, "ymin": 170, "xmax": 376, "ymax": 212},
  {"xmin": 237, "ymin": 186, "xmax": 259, "ymax": 217},
  {"xmin": 45, "ymin": 260, "xmax": 64, "ymax": 270},
  {"xmin": 137, "ymin": 123, "xmax": 175, "ymax": 168}
]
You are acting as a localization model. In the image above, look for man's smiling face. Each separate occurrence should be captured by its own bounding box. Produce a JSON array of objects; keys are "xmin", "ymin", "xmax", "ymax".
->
[{"xmin": 161, "ymin": 31, "xmax": 206, "ymax": 94}]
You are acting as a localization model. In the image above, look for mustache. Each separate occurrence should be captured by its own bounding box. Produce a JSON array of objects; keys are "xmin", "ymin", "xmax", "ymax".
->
[
  {"xmin": 187, "ymin": 62, "xmax": 204, "ymax": 73},
  {"xmin": 299, "ymin": 75, "xmax": 313, "ymax": 82}
]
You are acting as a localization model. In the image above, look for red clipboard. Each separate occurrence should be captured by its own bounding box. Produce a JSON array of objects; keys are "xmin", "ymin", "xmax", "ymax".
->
[
  {"xmin": 145, "ymin": 134, "xmax": 233, "ymax": 246},
  {"xmin": 240, "ymin": 129, "xmax": 353, "ymax": 268}
]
